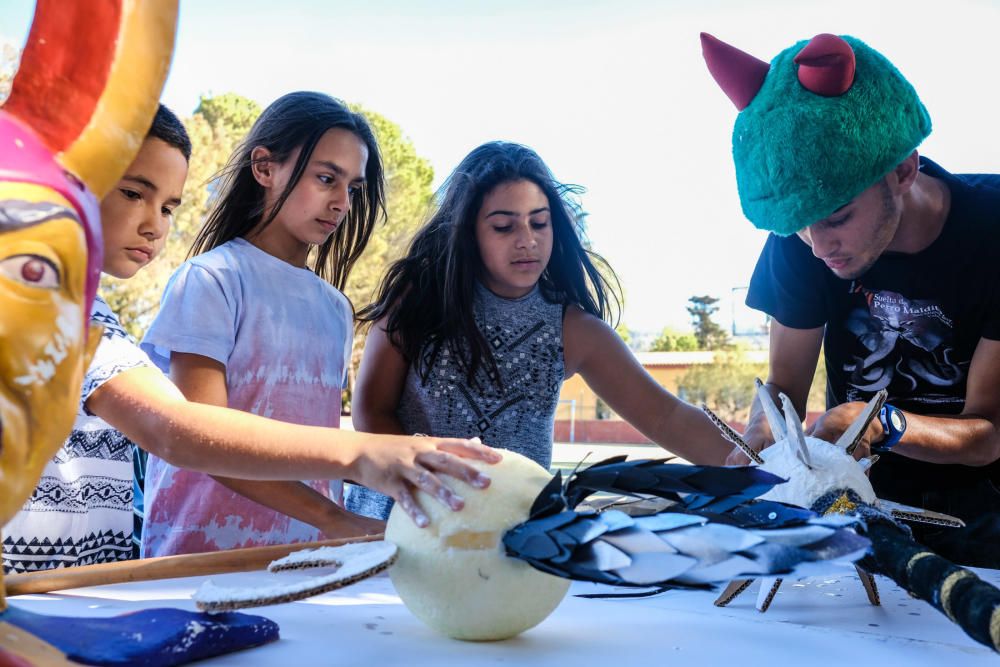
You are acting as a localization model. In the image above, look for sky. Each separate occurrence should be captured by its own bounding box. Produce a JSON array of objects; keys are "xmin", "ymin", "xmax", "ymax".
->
[{"xmin": 3, "ymin": 0, "xmax": 999, "ymax": 334}]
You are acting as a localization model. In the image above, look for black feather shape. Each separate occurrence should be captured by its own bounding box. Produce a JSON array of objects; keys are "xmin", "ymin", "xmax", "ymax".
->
[
  {"xmin": 553, "ymin": 457, "xmax": 787, "ymax": 514},
  {"xmin": 670, "ymin": 499, "xmax": 819, "ymax": 530},
  {"xmin": 504, "ymin": 458, "xmax": 869, "ymax": 590},
  {"xmin": 528, "ymin": 471, "xmax": 568, "ymax": 518}
]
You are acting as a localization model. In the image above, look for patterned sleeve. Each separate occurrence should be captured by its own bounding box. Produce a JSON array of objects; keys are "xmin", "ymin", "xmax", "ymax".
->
[
  {"xmin": 745, "ymin": 233, "xmax": 830, "ymax": 329},
  {"xmin": 80, "ymin": 297, "xmax": 155, "ymax": 415},
  {"xmin": 140, "ymin": 261, "xmax": 238, "ymax": 372}
]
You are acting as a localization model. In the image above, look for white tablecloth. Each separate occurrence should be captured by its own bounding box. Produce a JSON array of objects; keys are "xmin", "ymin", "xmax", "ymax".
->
[{"xmin": 11, "ymin": 566, "xmax": 1000, "ymax": 665}]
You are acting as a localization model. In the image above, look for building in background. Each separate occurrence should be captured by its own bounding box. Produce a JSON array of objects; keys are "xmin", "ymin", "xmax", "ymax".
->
[{"xmin": 556, "ymin": 350, "xmax": 769, "ymax": 443}]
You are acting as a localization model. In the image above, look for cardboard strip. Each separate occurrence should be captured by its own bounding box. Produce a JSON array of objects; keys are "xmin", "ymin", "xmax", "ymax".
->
[
  {"xmin": 701, "ymin": 405, "xmax": 764, "ymax": 464},
  {"xmin": 714, "ymin": 579, "xmax": 753, "ymax": 607}
]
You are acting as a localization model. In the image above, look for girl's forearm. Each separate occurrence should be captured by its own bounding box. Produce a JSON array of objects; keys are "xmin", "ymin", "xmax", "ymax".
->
[
  {"xmin": 90, "ymin": 366, "xmax": 502, "ymax": 530},
  {"xmin": 88, "ymin": 366, "xmax": 368, "ymax": 479},
  {"xmin": 141, "ymin": 400, "xmax": 371, "ymax": 479}
]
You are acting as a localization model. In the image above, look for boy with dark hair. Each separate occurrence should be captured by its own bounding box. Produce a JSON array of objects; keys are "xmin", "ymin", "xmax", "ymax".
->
[{"xmin": 148, "ymin": 104, "xmax": 192, "ymax": 161}]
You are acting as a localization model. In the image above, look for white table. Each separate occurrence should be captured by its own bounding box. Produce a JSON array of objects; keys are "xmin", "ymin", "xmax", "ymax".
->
[{"xmin": 11, "ymin": 566, "xmax": 1000, "ymax": 665}]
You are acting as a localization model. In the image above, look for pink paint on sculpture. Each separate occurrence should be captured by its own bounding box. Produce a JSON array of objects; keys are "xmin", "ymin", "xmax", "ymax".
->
[{"xmin": 0, "ymin": 113, "xmax": 103, "ymax": 313}]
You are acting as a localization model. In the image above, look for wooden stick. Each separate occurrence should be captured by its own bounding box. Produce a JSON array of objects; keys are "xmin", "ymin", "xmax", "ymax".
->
[
  {"xmin": 5, "ymin": 533, "xmax": 383, "ymax": 597},
  {"xmin": 0, "ymin": 621, "xmax": 77, "ymax": 666}
]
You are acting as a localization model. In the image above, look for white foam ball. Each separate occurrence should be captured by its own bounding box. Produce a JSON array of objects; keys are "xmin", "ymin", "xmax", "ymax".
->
[
  {"xmin": 757, "ymin": 436, "xmax": 877, "ymax": 507},
  {"xmin": 386, "ymin": 449, "xmax": 570, "ymax": 641}
]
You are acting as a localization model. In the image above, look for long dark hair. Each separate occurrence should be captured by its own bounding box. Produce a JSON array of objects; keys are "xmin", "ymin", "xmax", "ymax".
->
[
  {"xmin": 360, "ymin": 141, "xmax": 621, "ymax": 387},
  {"xmin": 188, "ymin": 91, "xmax": 385, "ymax": 291}
]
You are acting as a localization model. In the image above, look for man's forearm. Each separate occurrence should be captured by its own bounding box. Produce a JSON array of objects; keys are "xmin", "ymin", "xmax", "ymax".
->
[{"xmin": 893, "ymin": 412, "xmax": 1000, "ymax": 466}]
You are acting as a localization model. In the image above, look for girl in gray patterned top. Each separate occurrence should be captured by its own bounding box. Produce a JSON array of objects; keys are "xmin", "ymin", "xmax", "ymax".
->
[{"xmin": 348, "ymin": 142, "xmax": 734, "ymax": 519}]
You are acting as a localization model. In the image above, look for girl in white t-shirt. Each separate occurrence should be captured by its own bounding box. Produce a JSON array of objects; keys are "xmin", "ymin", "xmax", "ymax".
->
[{"xmin": 141, "ymin": 92, "xmax": 387, "ymax": 557}]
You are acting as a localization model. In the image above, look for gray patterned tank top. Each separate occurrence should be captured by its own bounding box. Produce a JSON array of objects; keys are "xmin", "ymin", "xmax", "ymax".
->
[{"xmin": 346, "ymin": 282, "xmax": 565, "ymax": 519}]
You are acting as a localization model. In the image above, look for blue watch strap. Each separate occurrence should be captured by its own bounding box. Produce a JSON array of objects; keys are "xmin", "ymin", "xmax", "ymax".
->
[{"xmin": 876, "ymin": 404, "xmax": 906, "ymax": 451}]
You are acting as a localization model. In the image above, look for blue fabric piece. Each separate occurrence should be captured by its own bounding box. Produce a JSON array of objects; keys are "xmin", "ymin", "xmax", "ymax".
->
[{"xmin": 1, "ymin": 605, "xmax": 279, "ymax": 666}]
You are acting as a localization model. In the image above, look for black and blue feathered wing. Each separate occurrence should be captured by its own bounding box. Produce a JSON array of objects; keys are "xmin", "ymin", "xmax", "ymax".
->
[{"xmin": 503, "ymin": 458, "xmax": 869, "ymax": 589}]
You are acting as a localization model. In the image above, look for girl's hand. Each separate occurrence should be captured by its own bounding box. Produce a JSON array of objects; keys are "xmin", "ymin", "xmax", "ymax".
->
[
  {"xmin": 725, "ymin": 413, "xmax": 775, "ymax": 465},
  {"xmin": 352, "ymin": 436, "xmax": 502, "ymax": 528}
]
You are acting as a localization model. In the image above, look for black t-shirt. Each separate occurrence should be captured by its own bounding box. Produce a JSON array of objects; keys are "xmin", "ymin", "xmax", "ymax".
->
[{"xmin": 746, "ymin": 158, "xmax": 1000, "ymax": 502}]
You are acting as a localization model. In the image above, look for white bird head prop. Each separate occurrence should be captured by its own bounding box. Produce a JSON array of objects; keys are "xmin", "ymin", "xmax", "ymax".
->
[{"xmin": 702, "ymin": 381, "xmax": 962, "ymax": 526}]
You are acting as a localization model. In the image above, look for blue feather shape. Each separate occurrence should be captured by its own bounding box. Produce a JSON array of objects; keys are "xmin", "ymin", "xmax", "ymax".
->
[{"xmin": 503, "ymin": 458, "xmax": 870, "ymax": 590}]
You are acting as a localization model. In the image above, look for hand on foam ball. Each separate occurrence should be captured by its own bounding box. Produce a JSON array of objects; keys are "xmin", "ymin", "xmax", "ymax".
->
[
  {"xmin": 353, "ymin": 435, "xmax": 501, "ymax": 528},
  {"xmin": 386, "ymin": 450, "xmax": 571, "ymax": 641}
]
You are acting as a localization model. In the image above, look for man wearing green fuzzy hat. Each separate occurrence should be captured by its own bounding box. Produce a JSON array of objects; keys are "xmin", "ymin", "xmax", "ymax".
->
[{"xmin": 702, "ymin": 32, "xmax": 1000, "ymax": 567}]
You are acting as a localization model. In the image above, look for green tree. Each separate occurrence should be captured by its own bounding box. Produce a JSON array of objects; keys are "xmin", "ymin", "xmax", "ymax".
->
[
  {"xmin": 678, "ymin": 350, "xmax": 769, "ymax": 423},
  {"xmin": 100, "ymin": 93, "xmax": 262, "ymax": 339},
  {"xmin": 687, "ymin": 295, "xmax": 731, "ymax": 350},
  {"xmin": 194, "ymin": 92, "xmax": 263, "ymax": 132},
  {"xmin": 650, "ymin": 327, "xmax": 698, "ymax": 352}
]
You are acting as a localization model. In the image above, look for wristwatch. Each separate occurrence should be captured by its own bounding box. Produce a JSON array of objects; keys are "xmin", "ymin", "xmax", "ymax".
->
[{"xmin": 875, "ymin": 404, "xmax": 906, "ymax": 451}]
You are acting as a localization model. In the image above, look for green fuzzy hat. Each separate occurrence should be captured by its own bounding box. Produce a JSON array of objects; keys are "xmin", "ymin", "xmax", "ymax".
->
[{"xmin": 702, "ymin": 33, "xmax": 932, "ymax": 236}]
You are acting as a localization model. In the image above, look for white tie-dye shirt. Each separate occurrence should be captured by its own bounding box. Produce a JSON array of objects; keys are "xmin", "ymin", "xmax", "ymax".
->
[{"xmin": 139, "ymin": 238, "xmax": 351, "ymax": 557}]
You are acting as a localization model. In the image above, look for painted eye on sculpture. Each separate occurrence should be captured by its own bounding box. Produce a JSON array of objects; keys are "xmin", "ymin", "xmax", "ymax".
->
[{"xmin": 0, "ymin": 254, "xmax": 61, "ymax": 289}]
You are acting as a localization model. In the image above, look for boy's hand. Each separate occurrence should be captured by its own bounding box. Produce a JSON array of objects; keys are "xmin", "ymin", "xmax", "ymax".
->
[
  {"xmin": 353, "ymin": 436, "xmax": 502, "ymax": 528},
  {"xmin": 807, "ymin": 402, "xmax": 881, "ymax": 460}
]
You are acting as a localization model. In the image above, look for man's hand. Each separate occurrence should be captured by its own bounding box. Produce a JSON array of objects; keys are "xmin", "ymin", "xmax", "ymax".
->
[
  {"xmin": 728, "ymin": 323, "xmax": 824, "ymax": 465},
  {"xmin": 807, "ymin": 402, "xmax": 884, "ymax": 460},
  {"xmin": 352, "ymin": 436, "xmax": 502, "ymax": 528}
]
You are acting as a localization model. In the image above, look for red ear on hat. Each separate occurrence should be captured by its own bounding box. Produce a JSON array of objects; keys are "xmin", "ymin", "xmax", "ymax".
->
[
  {"xmin": 700, "ymin": 32, "xmax": 770, "ymax": 110},
  {"xmin": 794, "ymin": 33, "xmax": 856, "ymax": 96}
]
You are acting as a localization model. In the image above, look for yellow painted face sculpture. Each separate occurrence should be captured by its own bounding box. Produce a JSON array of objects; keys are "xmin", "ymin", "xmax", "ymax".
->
[
  {"xmin": 0, "ymin": 184, "xmax": 101, "ymax": 525},
  {"xmin": 0, "ymin": 0, "xmax": 178, "ymax": 610}
]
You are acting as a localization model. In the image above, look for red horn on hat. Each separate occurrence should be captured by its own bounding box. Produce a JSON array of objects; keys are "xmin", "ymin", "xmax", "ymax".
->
[
  {"xmin": 794, "ymin": 33, "xmax": 856, "ymax": 96},
  {"xmin": 700, "ymin": 32, "xmax": 770, "ymax": 110}
]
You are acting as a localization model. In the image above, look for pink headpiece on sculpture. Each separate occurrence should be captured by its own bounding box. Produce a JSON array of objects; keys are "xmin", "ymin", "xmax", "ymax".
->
[{"xmin": 0, "ymin": 111, "xmax": 103, "ymax": 316}]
